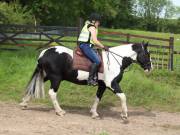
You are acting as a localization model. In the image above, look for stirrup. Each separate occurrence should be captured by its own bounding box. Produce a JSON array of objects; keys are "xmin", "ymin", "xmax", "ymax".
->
[{"xmin": 87, "ymin": 79, "xmax": 98, "ymax": 86}]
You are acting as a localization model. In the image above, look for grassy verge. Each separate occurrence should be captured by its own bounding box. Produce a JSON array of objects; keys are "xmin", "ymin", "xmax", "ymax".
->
[{"xmin": 0, "ymin": 46, "xmax": 180, "ymax": 112}]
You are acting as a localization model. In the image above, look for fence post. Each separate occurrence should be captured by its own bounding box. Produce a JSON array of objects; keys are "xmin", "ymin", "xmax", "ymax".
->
[
  {"xmin": 77, "ymin": 18, "xmax": 83, "ymax": 45},
  {"xmin": 78, "ymin": 18, "xmax": 83, "ymax": 35},
  {"xmin": 168, "ymin": 37, "xmax": 174, "ymax": 71},
  {"xmin": 126, "ymin": 33, "xmax": 130, "ymax": 43}
]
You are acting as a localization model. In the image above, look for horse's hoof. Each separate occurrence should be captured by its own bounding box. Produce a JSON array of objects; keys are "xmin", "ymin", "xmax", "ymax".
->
[
  {"xmin": 121, "ymin": 115, "xmax": 129, "ymax": 124},
  {"xmin": 56, "ymin": 110, "xmax": 66, "ymax": 116},
  {"xmin": 19, "ymin": 102, "xmax": 28, "ymax": 109},
  {"xmin": 91, "ymin": 114, "xmax": 100, "ymax": 119},
  {"xmin": 122, "ymin": 118, "xmax": 129, "ymax": 124},
  {"xmin": 92, "ymin": 115, "xmax": 100, "ymax": 120}
]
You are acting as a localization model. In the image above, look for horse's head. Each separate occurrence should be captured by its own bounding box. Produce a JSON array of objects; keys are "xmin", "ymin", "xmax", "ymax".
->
[{"xmin": 132, "ymin": 42, "xmax": 152, "ymax": 72}]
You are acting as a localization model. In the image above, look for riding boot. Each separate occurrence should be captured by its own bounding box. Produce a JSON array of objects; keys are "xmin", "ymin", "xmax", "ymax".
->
[{"xmin": 88, "ymin": 63, "xmax": 98, "ymax": 86}]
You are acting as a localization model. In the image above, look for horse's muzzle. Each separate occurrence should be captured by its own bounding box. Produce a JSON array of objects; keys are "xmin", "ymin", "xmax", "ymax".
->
[{"xmin": 144, "ymin": 69, "xmax": 150, "ymax": 73}]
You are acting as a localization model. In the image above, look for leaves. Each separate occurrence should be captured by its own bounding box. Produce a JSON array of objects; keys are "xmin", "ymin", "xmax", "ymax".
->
[
  {"xmin": 134, "ymin": 0, "xmax": 177, "ymax": 31},
  {"xmin": 0, "ymin": 1, "xmax": 34, "ymax": 25}
]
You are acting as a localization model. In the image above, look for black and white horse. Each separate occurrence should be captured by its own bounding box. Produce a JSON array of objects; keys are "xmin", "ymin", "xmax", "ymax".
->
[{"xmin": 20, "ymin": 43, "xmax": 152, "ymax": 120}]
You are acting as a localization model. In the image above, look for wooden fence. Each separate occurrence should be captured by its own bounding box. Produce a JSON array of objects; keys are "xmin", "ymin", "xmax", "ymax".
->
[
  {"xmin": 0, "ymin": 24, "xmax": 79, "ymax": 49},
  {"xmin": 98, "ymin": 30, "xmax": 175, "ymax": 71},
  {"xmin": 0, "ymin": 24, "xmax": 179, "ymax": 71}
]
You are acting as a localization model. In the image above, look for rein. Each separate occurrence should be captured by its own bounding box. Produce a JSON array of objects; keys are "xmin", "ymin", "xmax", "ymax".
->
[
  {"xmin": 105, "ymin": 50, "xmax": 136, "ymax": 71},
  {"xmin": 107, "ymin": 50, "xmax": 123, "ymax": 66}
]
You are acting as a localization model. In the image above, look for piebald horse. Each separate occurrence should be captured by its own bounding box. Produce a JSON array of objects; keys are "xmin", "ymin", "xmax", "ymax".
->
[{"xmin": 20, "ymin": 43, "xmax": 152, "ymax": 120}]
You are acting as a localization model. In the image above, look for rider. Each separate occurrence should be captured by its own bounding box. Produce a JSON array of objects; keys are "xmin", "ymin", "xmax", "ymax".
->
[{"xmin": 78, "ymin": 13, "xmax": 109, "ymax": 85}]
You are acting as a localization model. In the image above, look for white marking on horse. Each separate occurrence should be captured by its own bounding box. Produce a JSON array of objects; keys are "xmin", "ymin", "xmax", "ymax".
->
[
  {"xmin": 38, "ymin": 49, "xmax": 48, "ymax": 59},
  {"xmin": 48, "ymin": 89, "xmax": 65, "ymax": 116},
  {"xmin": 116, "ymin": 93, "xmax": 128, "ymax": 118},
  {"xmin": 141, "ymin": 44, "xmax": 145, "ymax": 51},
  {"xmin": 77, "ymin": 70, "xmax": 104, "ymax": 81},
  {"xmin": 55, "ymin": 46, "xmax": 73, "ymax": 57},
  {"xmin": 102, "ymin": 44, "xmax": 137, "ymax": 88},
  {"xmin": 90, "ymin": 96, "xmax": 100, "ymax": 118},
  {"xmin": 77, "ymin": 70, "xmax": 89, "ymax": 80},
  {"xmin": 39, "ymin": 46, "xmax": 73, "ymax": 59}
]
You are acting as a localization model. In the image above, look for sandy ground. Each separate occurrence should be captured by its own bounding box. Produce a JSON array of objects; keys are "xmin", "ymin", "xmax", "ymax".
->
[{"xmin": 0, "ymin": 102, "xmax": 180, "ymax": 135}]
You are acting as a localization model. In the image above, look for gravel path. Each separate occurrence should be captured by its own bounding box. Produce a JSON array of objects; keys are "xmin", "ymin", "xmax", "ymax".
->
[{"xmin": 0, "ymin": 103, "xmax": 180, "ymax": 135}]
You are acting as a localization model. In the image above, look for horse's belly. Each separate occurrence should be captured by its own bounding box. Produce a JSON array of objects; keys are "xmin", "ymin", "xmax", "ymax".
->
[
  {"xmin": 77, "ymin": 70, "xmax": 89, "ymax": 80},
  {"xmin": 77, "ymin": 70, "xmax": 104, "ymax": 81}
]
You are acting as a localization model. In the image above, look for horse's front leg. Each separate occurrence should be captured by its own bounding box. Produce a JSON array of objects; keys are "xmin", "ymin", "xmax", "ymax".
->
[
  {"xmin": 116, "ymin": 92, "xmax": 128, "ymax": 120},
  {"xmin": 90, "ymin": 81, "xmax": 106, "ymax": 118},
  {"xmin": 112, "ymin": 82, "xmax": 128, "ymax": 120}
]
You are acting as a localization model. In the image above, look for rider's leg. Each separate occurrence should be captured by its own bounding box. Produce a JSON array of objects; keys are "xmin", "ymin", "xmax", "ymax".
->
[
  {"xmin": 79, "ymin": 43, "xmax": 100, "ymax": 85},
  {"xmin": 88, "ymin": 63, "xmax": 99, "ymax": 85}
]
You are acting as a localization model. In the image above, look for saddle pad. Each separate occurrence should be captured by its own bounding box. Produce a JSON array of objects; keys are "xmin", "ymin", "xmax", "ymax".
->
[{"xmin": 73, "ymin": 47, "xmax": 104, "ymax": 73}]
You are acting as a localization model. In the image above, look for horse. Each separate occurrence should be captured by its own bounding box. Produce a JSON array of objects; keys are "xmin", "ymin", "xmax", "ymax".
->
[{"xmin": 20, "ymin": 42, "xmax": 152, "ymax": 120}]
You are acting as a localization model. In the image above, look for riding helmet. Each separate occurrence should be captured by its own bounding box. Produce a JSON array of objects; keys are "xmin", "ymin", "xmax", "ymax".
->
[{"xmin": 89, "ymin": 13, "xmax": 101, "ymax": 22}]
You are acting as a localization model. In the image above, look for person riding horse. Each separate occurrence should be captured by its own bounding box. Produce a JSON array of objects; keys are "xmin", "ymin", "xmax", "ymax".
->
[{"xmin": 78, "ymin": 13, "xmax": 109, "ymax": 86}]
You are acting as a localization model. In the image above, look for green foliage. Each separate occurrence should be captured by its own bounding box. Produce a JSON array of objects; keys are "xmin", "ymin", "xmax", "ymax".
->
[
  {"xmin": 134, "ymin": 0, "xmax": 178, "ymax": 32},
  {"xmin": 163, "ymin": 18, "xmax": 180, "ymax": 34},
  {"xmin": 92, "ymin": 0, "xmax": 119, "ymax": 18},
  {"xmin": 18, "ymin": 0, "xmax": 134, "ymax": 27},
  {"xmin": 98, "ymin": 132, "xmax": 109, "ymax": 135},
  {"xmin": 0, "ymin": 1, "xmax": 34, "ymax": 25},
  {"xmin": 0, "ymin": 0, "xmax": 179, "ymax": 33},
  {"xmin": 0, "ymin": 0, "xmax": 170, "ymax": 33}
]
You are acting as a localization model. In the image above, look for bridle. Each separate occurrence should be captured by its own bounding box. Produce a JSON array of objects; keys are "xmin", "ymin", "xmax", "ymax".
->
[
  {"xmin": 105, "ymin": 50, "xmax": 136, "ymax": 70},
  {"xmin": 105, "ymin": 49, "xmax": 151, "ymax": 71}
]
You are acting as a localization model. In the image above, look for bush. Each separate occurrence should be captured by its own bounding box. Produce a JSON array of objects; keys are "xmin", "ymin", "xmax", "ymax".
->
[{"xmin": 0, "ymin": 1, "xmax": 34, "ymax": 25}]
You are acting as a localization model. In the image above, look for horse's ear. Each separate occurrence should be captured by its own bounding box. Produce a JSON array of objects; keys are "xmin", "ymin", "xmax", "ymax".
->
[
  {"xmin": 144, "ymin": 41, "xmax": 149, "ymax": 49},
  {"xmin": 132, "ymin": 44, "xmax": 142, "ymax": 53},
  {"xmin": 142, "ymin": 40, "xmax": 145, "ymax": 45}
]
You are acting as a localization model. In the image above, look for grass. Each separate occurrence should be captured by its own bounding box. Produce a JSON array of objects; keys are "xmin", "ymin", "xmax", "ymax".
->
[
  {"xmin": 98, "ymin": 132, "xmax": 109, "ymax": 135},
  {"xmin": 0, "ymin": 28, "xmax": 180, "ymax": 112},
  {"xmin": 122, "ymin": 67, "xmax": 180, "ymax": 111}
]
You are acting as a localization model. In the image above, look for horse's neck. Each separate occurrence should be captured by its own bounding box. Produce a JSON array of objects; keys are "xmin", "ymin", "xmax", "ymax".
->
[
  {"xmin": 102, "ymin": 45, "xmax": 137, "ymax": 71},
  {"xmin": 110, "ymin": 44, "xmax": 137, "ymax": 60}
]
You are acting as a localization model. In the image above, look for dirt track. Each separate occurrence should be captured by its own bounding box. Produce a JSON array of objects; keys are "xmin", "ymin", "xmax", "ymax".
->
[{"xmin": 0, "ymin": 102, "xmax": 180, "ymax": 135}]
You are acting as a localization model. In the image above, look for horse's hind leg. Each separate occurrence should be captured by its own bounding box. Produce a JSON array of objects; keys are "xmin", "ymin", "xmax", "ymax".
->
[
  {"xmin": 20, "ymin": 77, "xmax": 47, "ymax": 107},
  {"xmin": 48, "ymin": 77, "xmax": 65, "ymax": 116},
  {"xmin": 19, "ymin": 94, "xmax": 31, "ymax": 108}
]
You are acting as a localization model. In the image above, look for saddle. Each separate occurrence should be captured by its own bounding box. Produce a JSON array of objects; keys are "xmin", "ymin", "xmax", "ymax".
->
[{"xmin": 73, "ymin": 47, "xmax": 104, "ymax": 73}]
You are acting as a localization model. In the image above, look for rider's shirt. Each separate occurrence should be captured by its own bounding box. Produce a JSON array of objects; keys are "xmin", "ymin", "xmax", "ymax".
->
[{"xmin": 78, "ymin": 21, "xmax": 98, "ymax": 45}]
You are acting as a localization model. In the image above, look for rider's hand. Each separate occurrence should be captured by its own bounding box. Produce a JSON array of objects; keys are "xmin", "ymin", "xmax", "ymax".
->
[{"xmin": 103, "ymin": 46, "xmax": 109, "ymax": 51}]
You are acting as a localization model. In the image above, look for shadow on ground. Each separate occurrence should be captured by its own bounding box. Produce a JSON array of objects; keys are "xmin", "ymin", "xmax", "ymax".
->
[{"xmin": 22, "ymin": 104, "xmax": 156, "ymax": 119}]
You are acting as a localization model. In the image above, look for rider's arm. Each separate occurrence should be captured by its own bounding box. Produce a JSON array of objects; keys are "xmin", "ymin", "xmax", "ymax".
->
[{"xmin": 88, "ymin": 26, "xmax": 104, "ymax": 49}]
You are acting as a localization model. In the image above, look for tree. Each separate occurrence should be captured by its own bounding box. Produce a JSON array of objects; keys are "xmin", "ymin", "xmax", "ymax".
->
[
  {"xmin": 18, "ymin": 0, "xmax": 135, "ymax": 28},
  {"xmin": 111, "ymin": 0, "xmax": 135, "ymax": 28},
  {"xmin": 135, "ymin": 0, "xmax": 176, "ymax": 31},
  {"xmin": 0, "ymin": 1, "xmax": 34, "ymax": 25},
  {"xmin": 174, "ymin": 6, "xmax": 180, "ymax": 18},
  {"xmin": 19, "ymin": 0, "xmax": 83, "ymax": 26}
]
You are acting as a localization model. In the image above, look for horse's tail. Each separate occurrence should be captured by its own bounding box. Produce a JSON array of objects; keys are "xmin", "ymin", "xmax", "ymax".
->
[{"xmin": 25, "ymin": 64, "xmax": 45, "ymax": 99}]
